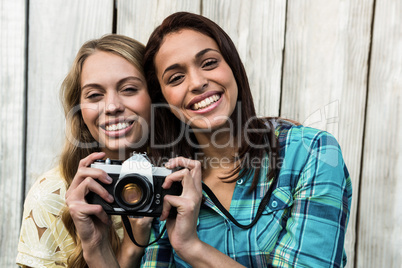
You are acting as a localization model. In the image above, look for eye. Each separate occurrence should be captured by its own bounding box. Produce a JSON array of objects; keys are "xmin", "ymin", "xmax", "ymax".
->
[
  {"xmin": 86, "ymin": 92, "xmax": 103, "ymax": 100},
  {"xmin": 168, "ymin": 73, "xmax": 184, "ymax": 85},
  {"xmin": 122, "ymin": 86, "xmax": 139, "ymax": 94},
  {"xmin": 202, "ymin": 59, "xmax": 218, "ymax": 69}
]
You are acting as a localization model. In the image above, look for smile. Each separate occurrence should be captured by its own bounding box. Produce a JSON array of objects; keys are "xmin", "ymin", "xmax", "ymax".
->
[
  {"xmin": 104, "ymin": 122, "xmax": 132, "ymax": 132},
  {"xmin": 191, "ymin": 94, "xmax": 221, "ymax": 110}
]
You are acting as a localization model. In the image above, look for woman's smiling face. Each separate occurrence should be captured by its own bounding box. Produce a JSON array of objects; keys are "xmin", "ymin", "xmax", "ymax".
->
[
  {"xmin": 80, "ymin": 51, "xmax": 151, "ymax": 159},
  {"xmin": 154, "ymin": 29, "xmax": 238, "ymax": 131}
]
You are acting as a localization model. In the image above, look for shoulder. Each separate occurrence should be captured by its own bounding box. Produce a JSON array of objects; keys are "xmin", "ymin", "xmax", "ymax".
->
[
  {"xmin": 22, "ymin": 166, "xmax": 67, "ymax": 219},
  {"xmin": 275, "ymin": 124, "xmax": 352, "ymax": 201},
  {"xmin": 278, "ymin": 124, "xmax": 348, "ymax": 175},
  {"xmin": 17, "ymin": 166, "xmax": 73, "ymax": 267},
  {"xmin": 28, "ymin": 166, "xmax": 66, "ymax": 187},
  {"xmin": 278, "ymin": 124, "xmax": 341, "ymax": 154},
  {"xmin": 264, "ymin": 118, "xmax": 344, "ymax": 166}
]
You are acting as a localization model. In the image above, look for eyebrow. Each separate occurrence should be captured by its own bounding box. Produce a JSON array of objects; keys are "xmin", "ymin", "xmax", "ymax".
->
[
  {"xmin": 116, "ymin": 76, "xmax": 144, "ymax": 88},
  {"xmin": 161, "ymin": 48, "xmax": 220, "ymax": 80},
  {"xmin": 81, "ymin": 76, "xmax": 144, "ymax": 92}
]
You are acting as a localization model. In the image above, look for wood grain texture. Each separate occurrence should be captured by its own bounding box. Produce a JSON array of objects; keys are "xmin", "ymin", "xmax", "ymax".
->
[
  {"xmin": 202, "ymin": 0, "xmax": 286, "ymax": 117},
  {"xmin": 356, "ymin": 0, "xmax": 402, "ymax": 267},
  {"xmin": 280, "ymin": 1, "xmax": 374, "ymax": 264},
  {"xmin": 117, "ymin": 0, "xmax": 201, "ymax": 44},
  {"xmin": 25, "ymin": 0, "xmax": 113, "ymax": 192},
  {"xmin": 0, "ymin": 0, "xmax": 26, "ymax": 266}
]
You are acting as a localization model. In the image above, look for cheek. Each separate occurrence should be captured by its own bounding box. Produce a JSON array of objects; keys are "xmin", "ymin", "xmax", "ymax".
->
[
  {"xmin": 139, "ymin": 105, "xmax": 151, "ymax": 124},
  {"xmin": 164, "ymin": 95, "xmax": 189, "ymax": 125},
  {"xmin": 222, "ymin": 70, "xmax": 238, "ymax": 103},
  {"xmin": 159, "ymin": 88, "xmax": 183, "ymax": 120},
  {"xmin": 129, "ymin": 96, "xmax": 151, "ymax": 122},
  {"xmin": 80, "ymin": 105, "xmax": 99, "ymax": 127},
  {"xmin": 221, "ymin": 66, "xmax": 237, "ymax": 90},
  {"xmin": 161, "ymin": 85, "xmax": 183, "ymax": 106},
  {"xmin": 161, "ymin": 90, "xmax": 173, "ymax": 105},
  {"xmin": 80, "ymin": 110, "xmax": 100, "ymax": 141},
  {"xmin": 162, "ymin": 93, "xmax": 184, "ymax": 119}
]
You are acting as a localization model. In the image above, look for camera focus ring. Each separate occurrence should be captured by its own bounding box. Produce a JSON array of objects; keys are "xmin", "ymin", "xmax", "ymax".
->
[{"xmin": 114, "ymin": 174, "xmax": 153, "ymax": 211}]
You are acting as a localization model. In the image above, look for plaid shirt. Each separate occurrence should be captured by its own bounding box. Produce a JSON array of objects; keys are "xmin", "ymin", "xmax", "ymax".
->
[{"xmin": 142, "ymin": 123, "xmax": 352, "ymax": 267}]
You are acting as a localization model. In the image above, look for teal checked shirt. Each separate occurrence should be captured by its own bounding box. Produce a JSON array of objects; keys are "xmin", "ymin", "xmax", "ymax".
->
[{"xmin": 142, "ymin": 123, "xmax": 352, "ymax": 267}]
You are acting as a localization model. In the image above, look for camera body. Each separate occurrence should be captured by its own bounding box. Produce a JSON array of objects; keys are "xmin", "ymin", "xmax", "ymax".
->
[{"xmin": 86, "ymin": 154, "xmax": 182, "ymax": 217}]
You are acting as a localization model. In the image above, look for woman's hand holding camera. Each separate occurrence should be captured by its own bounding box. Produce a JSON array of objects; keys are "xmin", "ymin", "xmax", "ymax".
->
[
  {"xmin": 161, "ymin": 157, "xmax": 204, "ymax": 260},
  {"xmin": 65, "ymin": 152, "xmax": 152, "ymax": 268},
  {"xmin": 65, "ymin": 152, "xmax": 118, "ymax": 266},
  {"xmin": 161, "ymin": 157, "xmax": 245, "ymax": 268},
  {"xmin": 66, "ymin": 152, "xmax": 114, "ymax": 244}
]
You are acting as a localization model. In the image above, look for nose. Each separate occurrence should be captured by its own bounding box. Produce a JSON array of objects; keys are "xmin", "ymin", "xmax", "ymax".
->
[
  {"xmin": 105, "ymin": 92, "xmax": 124, "ymax": 115},
  {"xmin": 188, "ymin": 68, "xmax": 208, "ymax": 93}
]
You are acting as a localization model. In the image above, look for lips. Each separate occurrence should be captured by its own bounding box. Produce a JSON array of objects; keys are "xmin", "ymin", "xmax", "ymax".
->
[
  {"xmin": 100, "ymin": 118, "xmax": 137, "ymax": 138},
  {"xmin": 187, "ymin": 91, "xmax": 222, "ymax": 111},
  {"xmin": 104, "ymin": 122, "xmax": 132, "ymax": 131},
  {"xmin": 191, "ymin": 94, "xmax": 221, "ymax": 110}
]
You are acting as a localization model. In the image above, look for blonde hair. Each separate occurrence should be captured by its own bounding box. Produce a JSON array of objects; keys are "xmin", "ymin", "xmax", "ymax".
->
[{"xmin": 59, "ymin": 34, "xmax": 145, "ymax": 267}]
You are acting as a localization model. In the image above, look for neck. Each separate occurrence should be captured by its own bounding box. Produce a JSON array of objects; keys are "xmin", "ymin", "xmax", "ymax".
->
[{"xmin": 193, "ymin": 128, "xmax": 240, "ymax": 175}]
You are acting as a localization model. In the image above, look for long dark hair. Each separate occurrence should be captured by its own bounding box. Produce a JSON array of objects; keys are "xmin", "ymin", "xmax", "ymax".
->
[{"xmin": 144, "ymin": 12, "xmax": 279, "ymax": 190}]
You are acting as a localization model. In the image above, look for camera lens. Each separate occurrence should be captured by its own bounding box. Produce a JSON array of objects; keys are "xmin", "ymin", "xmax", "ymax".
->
[
  {"xmin": 122, "ymin": 183, "xmax": 142, "ymax": 205},
  {"xmin": 114, "ymin": 174, "xmax": 153, "ymax": 211}
]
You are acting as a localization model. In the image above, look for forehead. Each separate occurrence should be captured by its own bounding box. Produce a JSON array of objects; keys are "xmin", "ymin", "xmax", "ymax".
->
[
  {"xmin": 82, "ymin": 51, "xmax": 139, "ymax": 77},
  {"xmin": 83, "ymin": 51, "xmax": 131, "ymax": 69},
  {"xmin": 163, "ymin": 28, "xmax": 216, "ymax": 44},
  {"xmin": 155, "ymin": 29, "xmax": 219, "ymax": 65}
]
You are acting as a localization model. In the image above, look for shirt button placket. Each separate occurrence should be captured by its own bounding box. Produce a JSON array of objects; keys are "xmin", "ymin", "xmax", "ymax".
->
[
  {"xmin": 224, "ymin": 219, "xmax": 236, "ymax": 259},
  {"xmin": 225, "ymin": 219, "xmax": 231, "ymax": 231}
]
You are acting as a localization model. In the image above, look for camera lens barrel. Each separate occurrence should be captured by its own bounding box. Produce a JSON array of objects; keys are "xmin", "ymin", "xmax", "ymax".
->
[{"xmin": 114, "ymin": 174, "xmax": 153, "ymax": 211}]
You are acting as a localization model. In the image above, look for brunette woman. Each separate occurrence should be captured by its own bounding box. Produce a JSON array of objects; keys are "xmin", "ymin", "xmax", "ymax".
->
[{"xmin": 141, "ymin": 12, "xmax": 352, "ymax": 268}]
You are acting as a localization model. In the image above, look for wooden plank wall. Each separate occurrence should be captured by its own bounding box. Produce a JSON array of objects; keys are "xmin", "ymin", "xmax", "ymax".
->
[
  {"xmin": 1, "ymin": 1, "xmax": 26, "ymax": 267},
  {"xmin": 357, "ymin": 0, "xmax": 402, "ymax": 267},
  {"xmin": 1, "ymin": 0, "xmax": 400, "ymax": 267}
]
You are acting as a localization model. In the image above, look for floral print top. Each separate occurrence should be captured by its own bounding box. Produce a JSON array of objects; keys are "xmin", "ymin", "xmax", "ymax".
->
[{"xmin": 16, "ymin": 166, "xmax": 123, "ymax": 267}]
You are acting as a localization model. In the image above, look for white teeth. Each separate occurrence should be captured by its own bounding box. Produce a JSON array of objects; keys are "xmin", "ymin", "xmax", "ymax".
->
[
  {"xmin": 105, "ymin": 122, "xmax": 130, "ymax": 131},
  {"xmin": 192, "ymin": 94, "xmax": 220, "ymax": 110}
]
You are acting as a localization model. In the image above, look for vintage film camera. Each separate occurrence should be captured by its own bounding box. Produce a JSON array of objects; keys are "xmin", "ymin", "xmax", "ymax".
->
[{"xmin": 86, "ymin": 154, "xmax": 182, "ymax": 217}]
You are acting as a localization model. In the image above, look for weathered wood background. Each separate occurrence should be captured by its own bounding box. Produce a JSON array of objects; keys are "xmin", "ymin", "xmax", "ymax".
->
[{"xmin": 1, "ymin": 0, "xmax": 401, "ymax": 267}]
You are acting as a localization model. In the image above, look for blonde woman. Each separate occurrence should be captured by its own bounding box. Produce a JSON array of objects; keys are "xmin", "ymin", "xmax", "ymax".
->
[{"xmin": 17, "ymin": 34, "xmax": 152, "ymax": 267}]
